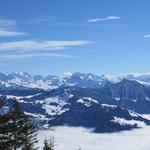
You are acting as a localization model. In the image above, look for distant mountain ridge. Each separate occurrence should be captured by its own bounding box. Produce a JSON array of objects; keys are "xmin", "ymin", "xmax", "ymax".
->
[
  {"xmin": 1, "ymin": 72, "xmax": 150, "ymax": 133},
  {"xmin": 1, "ymin": 72, "xmax": 150, "ymax": 90}
]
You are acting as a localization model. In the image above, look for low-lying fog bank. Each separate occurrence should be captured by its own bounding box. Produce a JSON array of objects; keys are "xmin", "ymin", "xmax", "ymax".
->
[{"xmin": 38, "ymin": 126, "xmax": 150, "ymax": 150}]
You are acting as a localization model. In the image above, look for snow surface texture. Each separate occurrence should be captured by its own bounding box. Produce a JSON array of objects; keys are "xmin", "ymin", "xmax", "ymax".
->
[
  {"xmin": 112, "ymin": 117, "xmax": 146, "ymax": 127},
  {"xmin": 38, "ymin": 126, "xmax": 150, "ymax": 150}
]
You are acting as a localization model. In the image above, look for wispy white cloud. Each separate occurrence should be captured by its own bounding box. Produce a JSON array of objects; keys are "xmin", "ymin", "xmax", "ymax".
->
[
  {"xmin": 0, "ymin": 19, "xmax": 16, "ymax": 27},
  {"xmin": 0, "ymin": 18, "xmax": 27, "ymax": 36},
  {"xmin": 0, "ymin": 28, "xmax": 27, "ymax": 36},
  {"xmin": 144, "ymin": 35, "xmax": 150, "ymax": 38},
  {"xmin": 0, "ymin": 40, "xmax": 92, "ymax": 51},
  {"xmin": 0, "ymin": 53, "xmax": 75, "ymax": 61},
  {"xmin": 0, "ymin": 40, "xmax": 92, "ymax": 61},
  {"xmin": 87, "ymin": 16, "xmax": 121, "ymax": 23},
  {"xmin": 0, "ymin": 54, "xmax": 34, "ymax": 61}
]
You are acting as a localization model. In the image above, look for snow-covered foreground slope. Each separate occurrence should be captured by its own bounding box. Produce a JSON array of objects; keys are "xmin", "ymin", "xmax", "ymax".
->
[{"xmin": 38, "ymin": 126, "xmax": 150, "ymax": 150}]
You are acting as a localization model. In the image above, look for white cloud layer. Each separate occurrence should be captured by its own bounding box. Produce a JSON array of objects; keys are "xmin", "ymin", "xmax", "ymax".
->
[
  {"xmin": 0, "ymin": 40, "xmax": 92, "ymax": 51},
  {"xmin": 38, "ymin": 126, "xmax": 150, "ymax": 150},
  {"xmin": 0, "ymin": 28, "xmax": 27, "ymax": 36},
  {"xmin": 87, "ymin": 16, "xmax": 121, "ymax": 23}
]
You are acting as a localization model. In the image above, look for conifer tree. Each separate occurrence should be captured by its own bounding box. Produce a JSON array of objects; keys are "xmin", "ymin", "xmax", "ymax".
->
[
  {"xmin": 43, "ymin": 137, "xmax": 55, "ymax": 150},
  {"xmin": 9, "ymin": 100, "xmax": 26, "ymax": 149},
  {"xmin": 0, "ymin": 114, "xmax": 12, "ymax": 149},
  {"xmin": 0, "ymin": 97, "xmax": 38, "ymax": 150},
  {"xmin": 0, "ymin": 97, "xmax": 4, "ymax": 108},
  {"xmin": 0, "ymin": 96, "xmax": 12, "ymax": 150},
  {"xmin": 43, "ymin": 139, "xmax": 51, "ymax": 150},
  {"xmin": 9, "ymin": 100, "xmax": 38, "ymax": 150},
  {"xmin": 21, "ymin": 115, "xmax": 38, "ymax": 150}
]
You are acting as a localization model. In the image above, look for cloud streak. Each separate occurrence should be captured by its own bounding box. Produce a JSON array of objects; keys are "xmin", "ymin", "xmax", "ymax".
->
[
  {"xmin": 0, "ymin": 40, "xmax": 91, "ymax": 61},
  {"xmin": 0, "ymin": 28, "xmax": 27, "ymax": 36},
  {"xmin": 0, "ymin": 19, "xmax": 27, "ymax": 36},
  {"xmin": 0, "ymin": 40, "xmax": 92, "ymax": 51},
  {"xmin": 144, "ymin": 35, "xmax": 150, "ymax": 38},
  {"xmin": 87, "ymin": 16, "xmax": 121, "ymax": 23},
  {"xmin": 0, "ymin": 19, "xmax": 16, "ymax": 27},
  {"xmin": 0, "ymin": 53, "xmax": 75, "ymax": 61}
]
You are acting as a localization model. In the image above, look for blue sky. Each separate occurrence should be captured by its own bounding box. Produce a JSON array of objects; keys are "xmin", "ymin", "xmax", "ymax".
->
[{"xmin": 0, "ymin": 0, "xmax": 150, "ymax": 75}]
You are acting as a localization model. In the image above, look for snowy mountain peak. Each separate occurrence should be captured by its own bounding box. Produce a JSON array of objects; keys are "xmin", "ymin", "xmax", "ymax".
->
[{"xmin": 1, "ymin": 72, "xmax": 150, "ymax": 90}]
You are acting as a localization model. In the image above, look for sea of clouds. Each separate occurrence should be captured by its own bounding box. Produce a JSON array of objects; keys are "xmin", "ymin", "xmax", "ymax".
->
[{"xmin": 38, "ymin": 125, "xmax": 150, "ymax": 150}]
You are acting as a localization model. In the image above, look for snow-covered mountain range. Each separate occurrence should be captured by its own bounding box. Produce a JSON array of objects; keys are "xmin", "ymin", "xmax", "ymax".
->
[
  {"xmin": 1, "ymin": 72, "xmax": 150, "ymax": 133},
  {"xmin": 1, "ymin": 72, "xmax": 150, "ymax": 90}
]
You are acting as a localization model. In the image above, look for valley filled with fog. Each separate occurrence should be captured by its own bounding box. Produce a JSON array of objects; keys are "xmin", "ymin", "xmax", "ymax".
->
[{"xmin": 38, "ymin": 126, "xmax": 150, "ymax": 150}]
